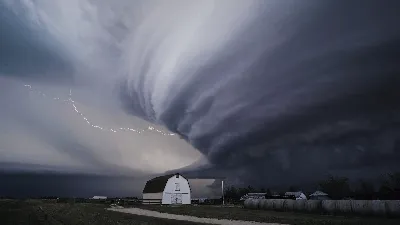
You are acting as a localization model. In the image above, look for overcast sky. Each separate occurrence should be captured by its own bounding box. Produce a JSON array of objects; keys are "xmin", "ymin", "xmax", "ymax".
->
[{"xmin": 1, "ymin": 0, "xmax": 400, "ymax": 195}]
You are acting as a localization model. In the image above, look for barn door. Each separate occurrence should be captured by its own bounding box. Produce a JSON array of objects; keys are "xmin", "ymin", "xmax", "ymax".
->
[{"xmin": 171, "ymin": 193, "xmax": 182, "ymax": 204}]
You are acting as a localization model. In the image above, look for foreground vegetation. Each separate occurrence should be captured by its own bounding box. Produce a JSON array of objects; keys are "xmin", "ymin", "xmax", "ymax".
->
[
  {"xmin": 137, "ymin": 204, "xmax": 400, "ymax": 225},
  {"xmin": 0, "ymin": 199, "xmax": 205, "ymax": 225},
  {"xmin": 2, "ymin": 198, "xmax": 400, "ymax": 225}
]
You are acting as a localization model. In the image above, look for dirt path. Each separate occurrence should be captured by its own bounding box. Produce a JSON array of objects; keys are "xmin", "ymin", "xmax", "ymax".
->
[{"xmin": 108, "ymin": 207, "xmax": 288, "ymax": 225}]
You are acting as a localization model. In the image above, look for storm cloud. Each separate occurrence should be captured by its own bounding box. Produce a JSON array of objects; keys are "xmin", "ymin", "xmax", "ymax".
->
[
  {"xmin": 1, "ymin": 0, "xmax": 400, "ymax": 194},
  {"xmin": 121, "ymin": 0, "xmax": 400, "ymax": 186}
]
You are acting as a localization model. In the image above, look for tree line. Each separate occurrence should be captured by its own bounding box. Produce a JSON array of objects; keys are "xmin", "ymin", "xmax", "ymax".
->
[{"xmin": 223, "ymin": 172, "xmax": 400, "ymax": 202}]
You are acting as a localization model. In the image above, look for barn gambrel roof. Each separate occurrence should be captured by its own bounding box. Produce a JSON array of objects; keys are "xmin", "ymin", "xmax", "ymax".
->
[{"xmin": 143, "ymin": 173, "xmax": 189, "ymax": 194}]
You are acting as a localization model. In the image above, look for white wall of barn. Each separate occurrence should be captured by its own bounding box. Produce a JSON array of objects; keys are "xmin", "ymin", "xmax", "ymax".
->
[{"xmin": 162, "ymin": 175, "xmax": 191, "ymax": 204}]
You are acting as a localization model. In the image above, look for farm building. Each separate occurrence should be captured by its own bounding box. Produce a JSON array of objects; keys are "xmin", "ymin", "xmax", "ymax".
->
[
  {"xmin": 92, "ymin": 196, "xmax": 107, "ymax": 200},
  {"xmin": 284, "ymin": 191, "xmax": 307, "ymax": 200},
  {"xmin": 142, "ymin": 173, "xmax": 191, "ymax": 205},
  {"xmin": 309, "ymin": 191, "xmax": 331, "ymax": 200},
  {"xmin": 240, "ymin": 193, "xmax": 266, "ymax": 200}
]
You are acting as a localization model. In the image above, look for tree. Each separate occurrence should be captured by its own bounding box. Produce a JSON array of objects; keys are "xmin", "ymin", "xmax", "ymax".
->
[
  {"xmin": 318, "ymin": 175, "xmax": 351, "ymax": 199},
  {"xmin": 378, "ymin": 172, "xmax": 400, "ymax": 199},
  {"xmin": 238, "ymin": 187, "xmax": 249, "ymax": 198},
  {"xmin": 354, "ymin": 179, "xmax": 375, "ymax": 200},
  {"xmin": 247, "ymin": 185, "xmax": 256, "ymax": 193},
  {"xmin": 224, "ymin": 185, "xmax": 239, "ymax": 202},
  {"xmin": 288, "ymin": 186, "xmax": 299, "ymax": 192},
  {"xmin": 385, "ymin": 173, "xmax": 400, "ymax": 191}
]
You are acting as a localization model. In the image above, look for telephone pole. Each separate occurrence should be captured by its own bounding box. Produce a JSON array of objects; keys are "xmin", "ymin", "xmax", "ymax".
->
[{"xmin": 221, "ymin": 180, "xmax": 224, "ymax": 205}]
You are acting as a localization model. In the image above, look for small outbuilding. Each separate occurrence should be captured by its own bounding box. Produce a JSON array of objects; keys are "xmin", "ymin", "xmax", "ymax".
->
[
  {"xmin": 309, "ymin": 191, "xmax": 331, "ymax": 200},
  {"xmin": 284, "ymin": 191, "xmax": 307, "ymax": 200},
  {"xmin": 240, "ymin": 193, "xmax": 266, "ymax": 200},
  {"xmin": 142, "ymin": 173, "xmax": 191, "ymax": 205},
  {"xmin": 92, "ymin": 196, "xmax": 107, "ymax": 200}
]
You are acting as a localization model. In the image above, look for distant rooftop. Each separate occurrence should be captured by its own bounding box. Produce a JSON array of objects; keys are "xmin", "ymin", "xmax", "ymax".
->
[{"xmin": 310, "ymin": 191, "xmax": 328, "ymax": 196}]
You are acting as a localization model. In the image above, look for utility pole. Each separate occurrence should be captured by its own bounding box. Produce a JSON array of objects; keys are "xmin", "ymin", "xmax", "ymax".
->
[{"xmin": 221, "ymin": 180, "xmax": 224, "ymax": 205}]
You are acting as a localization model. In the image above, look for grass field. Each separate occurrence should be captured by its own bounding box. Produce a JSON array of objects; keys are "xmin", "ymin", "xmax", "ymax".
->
[
  {"xmin": 136, "ymin": 205, "xmax": 400, "ymax": 225},
  {"xmin": 0, "ymin": 199, "xmax": 205, "ymax": 225},
  {"xmin": 2, "ymin": 199, "xmax": 400, "ymax": 225}
]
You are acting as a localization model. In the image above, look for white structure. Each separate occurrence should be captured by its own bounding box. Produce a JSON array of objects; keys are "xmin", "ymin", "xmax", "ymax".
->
[
  {"xmin": 240, "ymin": 193, "xmax": 266, "ymax": 200},
  {"xmin": 309, "ymin": 191, "xmax": 330, "ymax": 200},
  {"xmin": 92, "ymin": 196, "xmax": 107, "ymax": 200},
  {"xmin": 142, "ymin": 173, "xmax": 191, "ymax": 205},
  {"xmin": 285, "ymin": 191, "xmax": 307, "ymax": 200}
]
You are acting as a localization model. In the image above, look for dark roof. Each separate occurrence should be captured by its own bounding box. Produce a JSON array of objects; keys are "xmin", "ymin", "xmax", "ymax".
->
[{"xmin": 143, "ymin": 174, "xmax": 187, "ymax": 194}]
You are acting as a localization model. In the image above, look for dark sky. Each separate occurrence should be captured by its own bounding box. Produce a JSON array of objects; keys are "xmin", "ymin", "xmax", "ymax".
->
[
  {"xmin": 1, "ymin": 0, "xmax": 400, "ymax": 196},
  {"xmin": 158, "ymin": 0, "xmax": 400, "ymax": 187}
]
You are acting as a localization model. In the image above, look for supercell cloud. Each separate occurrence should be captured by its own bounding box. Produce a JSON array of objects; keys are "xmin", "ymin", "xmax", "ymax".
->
[{"xmin": 1, "ymin": 0, "xmax": 400, "ymax": 191}]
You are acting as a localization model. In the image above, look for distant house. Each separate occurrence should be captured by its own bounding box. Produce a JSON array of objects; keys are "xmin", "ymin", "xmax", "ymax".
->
[
  {"xmin": 284, "ymin": 191, "xmax": 307, "ymax": 200},
  {"xmin": 264, "ymin": 191, "xmax": 284, "ymax": 199},
  {"xmin": 92, "ymin": 196, "xmax": 107, "ymax": 200},
  {"xmin": 240, "ymin": 193, "xmax": 266, "ymax": 201},
  {"xmin": 309, "ymin": 191, "xmax": 331, "ymax": 200},
  {"xmin": 142, "ymin": 173, "xmax": 191, "ymax": 205}
]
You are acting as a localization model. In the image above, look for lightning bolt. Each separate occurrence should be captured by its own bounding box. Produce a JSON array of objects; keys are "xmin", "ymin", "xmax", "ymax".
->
[{"xmin": 23, "ymin": 84, "xmax": 176, "ymax": 136}]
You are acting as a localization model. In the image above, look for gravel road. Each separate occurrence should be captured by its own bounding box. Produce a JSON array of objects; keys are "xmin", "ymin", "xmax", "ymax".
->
[{"xmin": 108, "ymin": 207, "xmax": 288, "ymax": 225}]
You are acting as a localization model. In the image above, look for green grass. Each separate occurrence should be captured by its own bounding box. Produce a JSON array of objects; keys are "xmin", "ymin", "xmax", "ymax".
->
[
  {"xmin": 3, "ymin": 199, "xmax": 399, "ymax": 225},
  {"xmin": 136, "ymin": 205, "xmax": 400, "ymax": 225},
  {"xmin": 0, "ymin": 199, "xmax": 206, "ymax": 225}
]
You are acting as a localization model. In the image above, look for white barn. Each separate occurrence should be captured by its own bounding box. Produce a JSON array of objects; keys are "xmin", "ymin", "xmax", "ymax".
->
[
  {"xmin": 142, "ymin": 173, "xmax": 191, "ymax": 205},
  {"xmin": 92, "ymin": 196, "xmax": 107, "ymax": 200}
]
